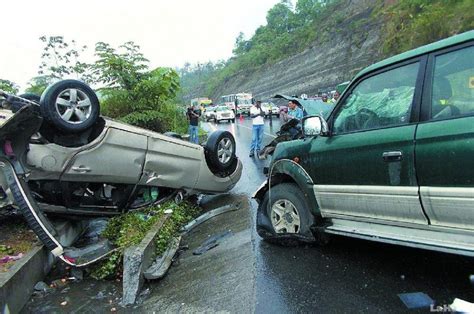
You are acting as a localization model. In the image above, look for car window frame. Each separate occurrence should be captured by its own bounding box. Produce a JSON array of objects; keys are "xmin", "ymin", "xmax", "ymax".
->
[
  {"xmin": 327, "ymin": 55, "xmax": 427, "ymax": 136},
  {"xmin": 420, "ymin": 41, "xmax": 474, "ymax": 123}
]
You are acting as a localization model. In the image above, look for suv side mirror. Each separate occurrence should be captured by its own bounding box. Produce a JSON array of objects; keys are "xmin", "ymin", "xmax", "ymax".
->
[{"xmin": 302, "ymin": 115, "xmax": 329, "ymax": 137}]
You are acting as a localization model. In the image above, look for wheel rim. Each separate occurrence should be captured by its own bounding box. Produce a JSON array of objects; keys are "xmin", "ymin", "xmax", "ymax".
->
[
  {"xmin": 217, "ymin": 137, "xmax": 233, "ymax": 164},
  {"xmin": 55, "ymin": 88, "xmax": 92, "ymax": 125},
  {"xmin": 270, "ymin": 199, "xmax": 301, "ymax": 233}
]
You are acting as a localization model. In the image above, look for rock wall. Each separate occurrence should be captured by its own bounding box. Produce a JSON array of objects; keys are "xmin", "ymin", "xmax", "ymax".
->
[{"xmin": 209, "ymin": 0, "xmax": 385, "ymax": 101}]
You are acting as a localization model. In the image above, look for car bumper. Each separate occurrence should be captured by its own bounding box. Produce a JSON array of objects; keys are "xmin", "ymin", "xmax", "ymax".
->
[{"xmin": 193, "ymin": 159, "xmax": 243, "ymax": 194}]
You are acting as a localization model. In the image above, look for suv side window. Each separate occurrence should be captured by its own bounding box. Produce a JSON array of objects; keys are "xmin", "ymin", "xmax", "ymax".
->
[
  {"xmin": 333, "ymin": 62, "xmax": 420, "ymax": 134},
  {"xmin": 431, "ymin": 45, "xmax": 474, "ymax": 120}
]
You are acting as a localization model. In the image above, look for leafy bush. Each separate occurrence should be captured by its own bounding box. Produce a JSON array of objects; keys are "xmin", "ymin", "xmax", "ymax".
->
[{"xmin": 380, "ymin": 0, "xmax": 474, "ymax": 57}]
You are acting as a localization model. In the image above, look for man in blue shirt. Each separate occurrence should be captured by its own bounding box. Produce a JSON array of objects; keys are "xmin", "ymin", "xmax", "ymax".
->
[{"xmin": 287, "ymin": 100, "xmax": 303, "ymax": 120}]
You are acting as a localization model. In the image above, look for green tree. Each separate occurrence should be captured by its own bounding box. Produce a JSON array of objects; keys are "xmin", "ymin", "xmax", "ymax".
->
[
  {"xmin": 25, "ymin": 75, "xmax": 54, "ymax": 95},
  {"xmin": 38, "ymin": 36, "xmax": 91, "ymax": 82},
  {"xmin": 91, "ymin": 41, "xmax": 149, "ymax": 91},
  {"xmin": 0, "ymin": 79, "xmax": 19, "ymax": 94}
]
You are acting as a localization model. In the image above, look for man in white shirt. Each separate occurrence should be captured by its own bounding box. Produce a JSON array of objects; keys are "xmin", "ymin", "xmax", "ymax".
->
[{"xmin": 249, "ymin": 100, "xmax": 265, "ymax": 157}]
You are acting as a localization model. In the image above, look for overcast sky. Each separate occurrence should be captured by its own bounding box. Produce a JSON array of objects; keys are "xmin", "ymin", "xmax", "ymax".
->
[{"xmin": 1, "ymin": 0, "xmax": 281, "ymax": 91}]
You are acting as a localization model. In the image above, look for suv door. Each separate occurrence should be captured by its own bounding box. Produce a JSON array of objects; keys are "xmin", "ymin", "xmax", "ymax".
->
[
  {"xmin": 416, "ymin": 43, "xmax": 474, "ymax": 230},
  {"xmin": 310, "ymin": 60, "xmax": 429, "ymax": 224}
]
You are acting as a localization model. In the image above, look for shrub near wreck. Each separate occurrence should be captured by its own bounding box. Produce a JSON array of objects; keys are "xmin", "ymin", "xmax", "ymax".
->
[{"xmin": 90, "ymin": 201, "xmax": 201, "ymax": 280}]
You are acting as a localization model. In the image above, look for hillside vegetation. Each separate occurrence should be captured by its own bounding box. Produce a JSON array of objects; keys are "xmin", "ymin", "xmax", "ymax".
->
[{"xmin": 179, "ymin": 0, "xmax": 473, "ymax": 102}]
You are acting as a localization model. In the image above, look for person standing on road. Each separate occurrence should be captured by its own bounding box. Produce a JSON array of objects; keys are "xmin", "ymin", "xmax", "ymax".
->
[
  {"xmin": 249, "ymin": 100, "xmax": 265, "ymax": 157},
  {"xmin": 187, "ymin": 104, "xmax": 201, "ymax": 144}
]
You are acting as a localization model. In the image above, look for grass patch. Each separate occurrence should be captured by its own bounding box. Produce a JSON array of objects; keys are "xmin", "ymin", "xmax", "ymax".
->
[{"xmin": 90, "ymin": 201, "xmax": 201, "ymax": 280}]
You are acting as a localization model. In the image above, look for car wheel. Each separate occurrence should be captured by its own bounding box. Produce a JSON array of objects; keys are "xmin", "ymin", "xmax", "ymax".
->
[
  {"xmin": 257, "ymin": 183, "xmax": 315, "ymax": 245},
  {"xmin": 231, "ymin": 118, "xmax": 235, "ymax": 123},
  {"xmin": 40, "ymin": 80, "xmax": 100, "ymax": 133},
  {"xmin": 205, "ymin": 130, "xmax": 236, "ymax": 172}
]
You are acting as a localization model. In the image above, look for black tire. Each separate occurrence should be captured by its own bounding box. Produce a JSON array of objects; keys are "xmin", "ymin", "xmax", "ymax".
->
[
  {"xmin": 40, "ymin": 80, "xmax": 100, "ymax": 133},
  {"xmin": 19, "ymin": 93, "xmax": 41, "ymax": 103},
  {"xmin": 205, "ymin": 130, "xmax": 236, "ymax": 172},
  {"xmin": 257, "ymin": 183, "xmax": 315, "ymax": 245},
  {"xmin": 231, "ymin": 118, "xmax": 235, "ymax": 123},
  {"xmin": 10, "ymin": 93, "xmax": 41, "ymax": 113}
]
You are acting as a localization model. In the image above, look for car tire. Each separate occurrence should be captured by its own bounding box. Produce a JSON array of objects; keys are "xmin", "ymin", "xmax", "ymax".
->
[
  {"xmin": 10, "ymin": 93, "xmax": 41, "ymax": 113},
  {"xmin": 231, "ymin": 118, "xmax": 235, "ymax": 123},
  {"xmin": 257, "ymin": 183, "xmax": 315, "ymax": 245},
  {"xmin": 19, "ymin": 93, "xmax": 41, "ymax": 103},
  {"xmin": 40, "ymin": 80, "xmax": 100, "ymax": 133},
  {"xmin": 205, "ymin": 130, "xmax": 236, "ymax": 172}
]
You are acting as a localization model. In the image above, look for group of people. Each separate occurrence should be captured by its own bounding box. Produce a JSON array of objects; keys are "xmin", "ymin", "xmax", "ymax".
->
[{"xmin": 187, "ymin": 94, "xmax": 336, "ymax": 156}]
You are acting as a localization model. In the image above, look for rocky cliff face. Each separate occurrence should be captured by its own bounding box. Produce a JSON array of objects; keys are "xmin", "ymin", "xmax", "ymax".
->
[{"xmin": 210, "ymin": 0, "xmax": 385, "ymax": 101}]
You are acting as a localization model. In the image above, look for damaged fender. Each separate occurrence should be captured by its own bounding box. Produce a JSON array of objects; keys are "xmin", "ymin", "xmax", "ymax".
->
[{"xmin": 253, "ymin": 158, "xmax": 320, "ymax": 216}]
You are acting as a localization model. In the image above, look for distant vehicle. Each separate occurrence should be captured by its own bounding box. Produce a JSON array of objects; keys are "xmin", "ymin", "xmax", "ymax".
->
[
  {"xmin": 204, "ymin": 105, "xmax": 217, "ymax": 121},
  {"xmin": 220, "ymin": 93, "xmax": 253, "ymax": 116},
  {"xmin": 191, "ymin": 97, "xmax": 213, "ymax": 111},
  {"xmin": 205, "ymin": 105, "xmax": 235, "ymax": 123},
  {"xmin": 261, "ymin": 102, "xmax": 279, "ymax": 117}
]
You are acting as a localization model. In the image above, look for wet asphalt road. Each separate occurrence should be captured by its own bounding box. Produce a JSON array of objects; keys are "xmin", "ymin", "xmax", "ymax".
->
[{"xmin": 205, "ymin": 116, "xmax": 474, "ymax": 313}]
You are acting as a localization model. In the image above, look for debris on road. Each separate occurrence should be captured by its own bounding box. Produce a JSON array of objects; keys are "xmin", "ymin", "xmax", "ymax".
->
[
  {"xmin": 193, "ymin": 230, "xmax": 233, "ymax": 255},
  {"xmin": 144, "ymin": 236, "xmax": 182, "ymax": 280},
  {"xmin": 398, "ymin": 292, "xmax": 434, "ymax": 309},
  {"xmin": 182, "ymin": 203, "xmax": 240, "ymax": 233},
  {"xmin": 0, "ymin": 253, "xmax": 24, "ymax": 264},
  {"xmin": 450, "ymin": 298, "xmax": 474, "ymax": 312}
]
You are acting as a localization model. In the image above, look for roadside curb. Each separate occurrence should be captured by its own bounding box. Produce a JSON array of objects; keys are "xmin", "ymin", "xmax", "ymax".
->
[
  {"xmin": 0, "ymin": 245, "xmax": 54, "ymax": 313},
  {"xmin": 0, "ymin": 219, "xmax": 85, "ymax": 313}
]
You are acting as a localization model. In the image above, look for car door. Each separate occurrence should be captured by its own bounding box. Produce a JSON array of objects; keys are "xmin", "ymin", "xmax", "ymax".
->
[
  {"xmin": 415, "ymin": 43, "xmax": 474, "ymax": 230},
  {"xmin": 62, "ymin": 126, "xmax": 147, "ymax": 184},
  {"xmin": 310, "ymin": 59, "xmax": 429, "ymax": 224}
]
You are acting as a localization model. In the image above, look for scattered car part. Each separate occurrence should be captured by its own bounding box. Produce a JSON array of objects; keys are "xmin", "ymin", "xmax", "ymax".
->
[
  {"xmin": 144, "ymin": 235, "xmax": 182, "ymax": 280},
  {"xmin": 181, "ymin": 203, "xmax": 239, "ymax": 233},
  {"xmin": 192, "ymin": 230, "xmax": 233, "ymax": 255}
]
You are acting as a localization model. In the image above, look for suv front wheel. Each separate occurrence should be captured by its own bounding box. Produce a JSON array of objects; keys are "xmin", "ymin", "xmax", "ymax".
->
[{"xmin": 257, "ymin": 183, "xmax": 315, "ymax": 245}]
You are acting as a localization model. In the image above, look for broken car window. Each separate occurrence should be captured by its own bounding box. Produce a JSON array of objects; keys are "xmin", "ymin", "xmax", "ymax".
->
[{"xmin": 333, "ymin": 62, "xmax": 419, "ymax": 134}]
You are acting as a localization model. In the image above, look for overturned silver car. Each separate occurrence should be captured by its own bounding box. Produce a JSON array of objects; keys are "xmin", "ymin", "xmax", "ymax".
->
[{"xmin": 0, "ymin": 80, "xmax": 242, "ymax": 265}]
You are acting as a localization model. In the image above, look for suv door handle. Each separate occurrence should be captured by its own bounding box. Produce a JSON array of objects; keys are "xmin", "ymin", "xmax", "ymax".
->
[
  {"xmin": 382, "ymin": 151, "xmax": 403, "ymax": 162},
  {"xmin": 71, "ymin": 165, "xmax": 91, "ymax": 173}
]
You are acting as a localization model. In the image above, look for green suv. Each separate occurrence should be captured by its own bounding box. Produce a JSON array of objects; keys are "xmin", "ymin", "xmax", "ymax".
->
[{"xmin": 254, "ymin": 30, "xmax": 474, "ymax": 256}]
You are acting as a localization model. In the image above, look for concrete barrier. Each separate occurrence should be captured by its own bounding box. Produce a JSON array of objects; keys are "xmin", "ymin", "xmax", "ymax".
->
[
  {"xmin": 0, "ymin": 219, "xmax": 85, "ymax": 313},
  {"xmin": 122, "ymin": 214, "xmax": 170, "ymax": 306}
]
